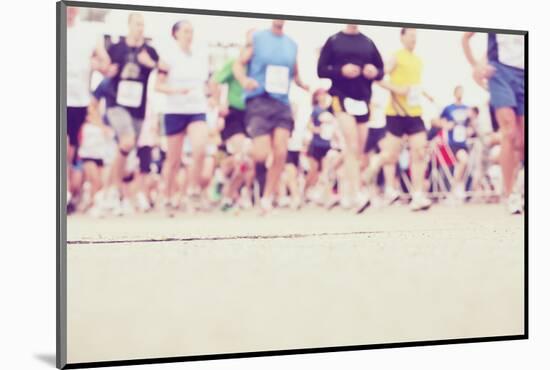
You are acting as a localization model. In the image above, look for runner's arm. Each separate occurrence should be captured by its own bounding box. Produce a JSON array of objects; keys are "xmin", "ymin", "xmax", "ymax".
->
[
  {"xmin": 384, "ymin": 55, "xmax": 397, "ymax": 74},
  {"xmin": 294, "ymin": 61, "xmax": 309, "ymax": 91},
  {"xmin": 154, "ymin": 61, "xmax": 182, "ymax": 95},
  {"xmin": 369, "ymin": 41, "xmax": 385, "ymax": 80},
  {"xmin": 376, "ymin": 80, "xmax": 409, "ymax": 96},
  {"xmin": 462, "ymin": 32, "xmax": 477, "ymax": 67},
  {"xmin": 92, "ymin": 37, "xmax": 111, "ymax": 73},
  {"xmin": 233, "ymin": 42, "xmax": 254, "ymax": 87},
  {"xmin": 317, "ymin": 38, "xmax": 339, "ymax": 79}
]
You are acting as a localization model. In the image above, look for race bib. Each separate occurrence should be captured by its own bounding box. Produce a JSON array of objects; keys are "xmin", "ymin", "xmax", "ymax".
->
[
  {"xmin": 265, "ymin": 65, "xmax": 290, "ymax": 94},
  {"xmin": 452, "ymin": 125, "xmax": 467, "ymax": 143},
  {"xmin": 320, "ymin": 122, "xmax": 335, "ymax": 141},
  {"xmin": 343, "ymin": 97, "xmax": 368, "ymax": 116},
  {"xmin": 116, "ymin": 80, "xmax": 144, "ymax": 108},
  {"xmin": 407, "ymin": 86, "xmax": 422, "ymax": 107}
]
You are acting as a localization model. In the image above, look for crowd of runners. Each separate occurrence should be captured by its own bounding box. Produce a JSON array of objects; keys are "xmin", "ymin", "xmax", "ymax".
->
[{"xmin": 66, "ymin": 7, "xmax": 525, "ymax": 218}]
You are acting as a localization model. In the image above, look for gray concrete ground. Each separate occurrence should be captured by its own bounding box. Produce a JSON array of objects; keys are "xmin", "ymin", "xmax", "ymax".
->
[{"xmin": 66, "ymin": 203, "xmax": 524, "ymax": 364}]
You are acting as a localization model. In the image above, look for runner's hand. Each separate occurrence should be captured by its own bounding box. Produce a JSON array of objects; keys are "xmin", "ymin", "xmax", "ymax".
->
[
  {"xmin": 105, "ymin": 63, "xmax": 119, "ymax": 78},
  {"xmin": 176, "ymin": 88, "xmax": 190, "ymax": 95},
  {"xmin": 362, "ymin": 64, "xmax": 379, "ymax": 79},
  {"xmin": 472, "ymin": 61, "xmax": 495, "ymax": 90},
  {"xmin": 138, "ymin": 48, "xmax": 156, "ymax": 68},
  {"xmin": 341, "ymin": 63, "xmax": 361, "ymax": 79},
  {"xmin": 243, "ymin": 77, "xmax": 260, "ymax": 91},
  {"xmin": 219, "ymin": 106, "xmax": 230, "ymax": 118}
]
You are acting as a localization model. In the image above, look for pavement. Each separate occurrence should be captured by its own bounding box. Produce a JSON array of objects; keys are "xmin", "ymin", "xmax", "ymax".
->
[{"xmin": 66, "ymin": 203, "xmax": 525, "ymax": 364}]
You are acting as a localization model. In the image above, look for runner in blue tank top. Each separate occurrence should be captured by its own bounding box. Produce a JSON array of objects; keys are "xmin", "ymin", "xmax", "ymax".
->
[
  {"xmin": 462, "ymin": 32, "xmax": 525, "ymax": 214},
  {"xmin": 233, "ymin": 20, "xmax": 309, "ymax": 214}
]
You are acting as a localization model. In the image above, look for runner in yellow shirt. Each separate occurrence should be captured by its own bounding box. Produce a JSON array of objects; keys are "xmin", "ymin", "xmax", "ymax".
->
[{"xmin": 366, "ymin": 28, "xmax": 432, "ymax": 211}]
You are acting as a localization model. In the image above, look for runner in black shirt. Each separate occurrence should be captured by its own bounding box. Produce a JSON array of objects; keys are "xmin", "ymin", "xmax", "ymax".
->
[
  {"xmin": 104, "ymin": 12, "xmax": 159, "ymax": 215},
  {"xmin": 317, "ymin": 24, "xmax": 384, "ymax": 211}
]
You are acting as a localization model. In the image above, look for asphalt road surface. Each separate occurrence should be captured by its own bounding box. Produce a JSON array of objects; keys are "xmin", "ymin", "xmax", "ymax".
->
[{"xmin": 66, "ymin": 203, "xmax": 524, "ymax": 364}]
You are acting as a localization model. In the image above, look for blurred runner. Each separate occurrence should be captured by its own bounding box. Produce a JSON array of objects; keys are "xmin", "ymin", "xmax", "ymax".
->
[
  {"xmin": 305, "ymin": 89, "xmax": 334, "ymax": 198},
  {"xmin": 233, "ymin": 20, "xmax": 309, "ymax": 214},
  {"xmin": 367, "ymin": 28, "xmax": 432, "ymax": 212},
  {"xmin": 211, "ymin": 29, "xmax": 255, "ymax": 211},
  {"xmin": 66, "ymin": 6, "xmax": 109, "ymax": 208},
  {"xmin": 440, "ymin": 85, "xmax": 473, "ymax": 201},
  {"xmin": 155, "ymin": 19, "xmax": 209, "ymax": 215},
  {"xmin": 104, "ymin": 12, "xmax": 160, "ymax": 214},
  {"xmin": 317, "ymin": 24, "xmax": 384, "ymax": 212},
  {"xmin": 462, "ymin": 32, "xmax": 524, "ymax": 214}
]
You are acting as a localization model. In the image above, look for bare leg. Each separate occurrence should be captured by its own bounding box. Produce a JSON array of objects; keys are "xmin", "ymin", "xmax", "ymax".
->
[
  {"xmin": 186, "ymin": 121, "xmax": 209, "ymax": 194},
  {"xmin": 408, "ymin": 131, "xmax": 428, "ymax": 193},
  {"xmin": 336, "ymin": 112, "xmax": 361, "ymax": 200},
  {"xmin": 264, "ymin": 128, "xmax": 290, "ymax": 200},
  {"xmin": 162, "ymin": 133, "xmax": 185, "ymax": 201},
  {"xmin": 495, "ymin": 107, "xmax": 519, "ymax": 197}
]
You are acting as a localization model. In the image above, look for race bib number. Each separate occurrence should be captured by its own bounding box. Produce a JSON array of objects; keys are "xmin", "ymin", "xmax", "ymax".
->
[
  {"xmin": 407, "ymin": 86, "xmax": 422, "ymax": 107},
  {"xmin": 452, "ymin": 125, "xmax": 467, "ymax": 143},
  {"xmin": 116, "ymin": 80, "xmax": 144, "ymax": 108},
  {"xmin": 343, "ymin": 98, "xmax": 368, "ymax": 116},
  {"xmin": 265, "ymin": 65, "xmax": 290, "ymax": 94}
]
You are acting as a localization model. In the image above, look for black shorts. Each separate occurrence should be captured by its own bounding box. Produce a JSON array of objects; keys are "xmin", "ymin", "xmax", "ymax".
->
[
  {"xmin": 286, "ymin": 150, "xmax": 300, "ymax": 167},
  {"xmin": 308, "ymin": 144, "xmax": 330, "ymax": 163},
  {"xmin": 221, "ymin": 107, "xmax": 247, "ymax": 141},
  {"xmin": 67, "ymin": 106, "xmax": 87, "ymax": 147},
  {"xmin": 329, "ymin": 95, "xmax": 370, "ymax": 124},
  {"xmin": 245, "ymin": 95, "xmax": 294, "ymax": 138},
  {"xmin": 450, "ymin": 144, "xmax": 469, "ymax": 156},
  {"xmin": 123, "ymin": 173, "xmax": 135, "ymax": 183},
  {"xmin": 386, "ymin": 116, "xmax": 426, "ymax": 137},
  {"xmin": 137, "ymin": 146, "xmax": 152, "ymax": 174},
  {"xmin": 81, "ymin": 157, "xmax": 104, "ymax": 167},
  {"xmin": 364, "ymin": 127, "xmax": 387, "ymax": 153},
  {"xmin": 163, "ymin": 113, "xmax": 206, "ymax": 136}
]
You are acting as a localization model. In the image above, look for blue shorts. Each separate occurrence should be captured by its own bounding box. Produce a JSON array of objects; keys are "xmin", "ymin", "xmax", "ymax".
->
[
  {"xmin": 488, "ymin": 61, "xmax": 525, "ymax": 116},
  {"xmin": 163, "ymin": 113, "xmax": 206, "ymax": 136}
]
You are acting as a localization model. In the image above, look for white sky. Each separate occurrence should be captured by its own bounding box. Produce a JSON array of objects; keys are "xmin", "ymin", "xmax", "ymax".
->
[{"xmin": 78, "ymin": 8, "xmax": 492, "ymax": 133}]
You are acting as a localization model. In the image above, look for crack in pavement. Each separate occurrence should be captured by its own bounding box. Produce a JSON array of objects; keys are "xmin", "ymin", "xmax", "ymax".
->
[
  {"xmin": 66, "ymin": 228, "xmax": 462, "ymax": 245},
  {"xmin": 67, "ymin": 230, "xmax": 393, "ymax": 245}
]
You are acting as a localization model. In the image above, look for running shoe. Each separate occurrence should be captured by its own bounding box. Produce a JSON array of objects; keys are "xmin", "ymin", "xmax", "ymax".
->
[
  {"xmin": 410, "ymin": 192, "xmax": 432, "ymax": 212},
  {"xmin": 259, "ymin": 196, "xmax": 273, "ymax": 215},
  {"xmin": 277, "ymin": 196, "xmax": 291, "ymax": 208},
  {"xmin": 238, "ymin": 187, "xmax": 253, "ymax": 209},
  {"xmin": 355, "ymin": 192, "xmax": 371, "ymax": 214},
  {"xmin": 220, "ymin": 198, "xmax": 234, "ymax": 212},
  {"xmin": 385, "ymin": 187, "xmax": 400, "ymax": 205},
  {"xmin": 507, "ymin": 193, "xmax": 523, "ymax": 215},
  {"xmin": 136, "ymin": 192, "xmax": 151, "ymax": 212}
]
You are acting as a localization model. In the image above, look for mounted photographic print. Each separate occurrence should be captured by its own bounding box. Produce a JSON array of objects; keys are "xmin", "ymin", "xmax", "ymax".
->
[{"xmin": 57, "ymin": 1, "xmax": 527, "ymax": 368}]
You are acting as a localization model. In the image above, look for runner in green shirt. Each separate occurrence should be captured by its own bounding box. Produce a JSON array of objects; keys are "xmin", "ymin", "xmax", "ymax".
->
[{"xmin": 210, "ymin": 29, "xmax": 256, "ymax": 211}]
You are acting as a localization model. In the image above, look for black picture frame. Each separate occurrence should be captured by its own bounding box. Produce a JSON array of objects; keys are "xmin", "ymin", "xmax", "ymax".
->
[{"xmin": 57, "ymin": 1, "xmax": 528, "ymax": 368}]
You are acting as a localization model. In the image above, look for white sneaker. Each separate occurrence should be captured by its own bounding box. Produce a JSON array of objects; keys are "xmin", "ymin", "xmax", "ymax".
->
[
  {"xmin": 507, "ymin": 193, "xmax": 523, "ymax": 215},
  {"xmin": 120, "ymin": 198, "xmax": 135, "ymax": 216},
  {"xmin": 290, "ymin": 196, "xmax": 301, "ymax": 210},
  {"xmin": 340, "ymin": 195, "xmax": 352, "ymax": 210},
  {"xmin": 277, "ymin": 196, "xmax": 291, "ymax": 208},
  {"xmin": 238, "ymin": 188, "xmax": 253, "ymax": 210},
  {"xmin": 136, "ymin": 192, "xmax": 151, "ymax": 212},
  {"xmin": 453, "ymin": 187, "xmax": 467, "ymax": 203},
  {"xmin": 410, "ymin": 192, "xmax": 432, "ymax": 212},
  {"xmin": 385, "ymin": 187, "xmax": 400, "ymax": 205},
  {"xmin": 259, "ymin": 197, "xmax": 273, "ymax": 215},
  {"xmin": 88, "ymin": 203, "xmax": 105, "ymax": 218},
  {"xmin": 355, "ymin": 192, "xmax": 371, "ymax": 214}
]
